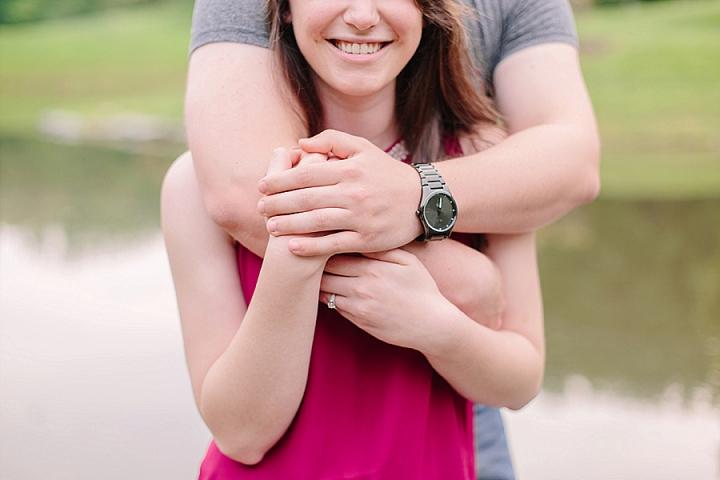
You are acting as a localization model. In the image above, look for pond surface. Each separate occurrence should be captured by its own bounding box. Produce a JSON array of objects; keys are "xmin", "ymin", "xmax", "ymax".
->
[{"xmin": 1, "ymin": 138, "xmax": 719, "ymax": 479}]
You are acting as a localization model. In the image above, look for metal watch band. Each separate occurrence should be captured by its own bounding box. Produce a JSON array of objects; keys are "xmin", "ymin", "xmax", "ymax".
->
[
  {"xmin": 411, "ymin": 162, "xmax": 456, "ymax": 241},
  {"xmin": 412, "ymin": 163, "xmax": 448, "ymax": 193}
]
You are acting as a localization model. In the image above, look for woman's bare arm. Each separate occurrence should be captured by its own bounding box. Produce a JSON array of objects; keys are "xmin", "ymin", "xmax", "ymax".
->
[
  {"xmin": 320, "ymin": 232, "xmax": 544, "ymax": 409},
  {"xmin": 161, "ymin": 151, "xmax": 327, "ymax": 464}
]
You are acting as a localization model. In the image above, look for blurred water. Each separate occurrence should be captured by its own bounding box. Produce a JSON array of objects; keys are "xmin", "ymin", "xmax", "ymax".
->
[
  {"xmin": 0, "ymin": 228, "xmax": 210, "ymax": 479},
  {"xmin": 1, "ymin": 139, "xmax": 718, "ymax": 479}
]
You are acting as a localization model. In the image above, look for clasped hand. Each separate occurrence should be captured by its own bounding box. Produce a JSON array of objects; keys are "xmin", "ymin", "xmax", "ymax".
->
[
  {"xmin": 260, "ymin": 139, "xmax": 450, "ymax": 349},
  {"xmin": 257, "ymin": 130, "xmax": 423, "ymax": 257},
  {"xmin": 260, "ymin": 131, "xmax": 505, "ymax": 350}
]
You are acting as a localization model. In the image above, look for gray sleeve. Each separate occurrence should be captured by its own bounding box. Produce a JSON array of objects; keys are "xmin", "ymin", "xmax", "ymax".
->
[
  {"xmin": 496, "ymin": 0, "xmax": 578, "ymax": 63},
  {"xmin": 469, "ymin": 0, "xmax": 578, "ymax": 91},
  {"xmin": 189, "ymin": 0, "xmax": 269, "ymax": 55}
]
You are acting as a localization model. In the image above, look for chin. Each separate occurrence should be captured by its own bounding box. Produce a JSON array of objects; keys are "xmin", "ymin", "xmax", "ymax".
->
[{"xmin": 334, "ymin": 78, "xmax": 393, "ymax": 99}]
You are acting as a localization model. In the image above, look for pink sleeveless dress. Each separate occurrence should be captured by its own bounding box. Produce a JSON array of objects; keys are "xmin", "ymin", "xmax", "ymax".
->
[{"xmin": 199, "ymin": 138, "xmax": 475, "ymax": 479}]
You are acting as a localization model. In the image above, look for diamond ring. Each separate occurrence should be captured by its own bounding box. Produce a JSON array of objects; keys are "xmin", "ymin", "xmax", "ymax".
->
[{"xmin": 328, "ymin": 293, "xmax": 336, "ymax": 310}]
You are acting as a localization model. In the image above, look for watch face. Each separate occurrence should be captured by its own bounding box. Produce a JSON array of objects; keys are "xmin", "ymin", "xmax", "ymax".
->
[{"xmin": 423, "ymin": 192, "xmax": 457, "ymax": 233}]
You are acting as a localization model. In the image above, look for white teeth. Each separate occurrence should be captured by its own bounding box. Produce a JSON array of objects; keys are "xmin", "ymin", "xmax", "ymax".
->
[{"xmin": 335, "ymin": 41, "xmax": 382, "ymax": 55}]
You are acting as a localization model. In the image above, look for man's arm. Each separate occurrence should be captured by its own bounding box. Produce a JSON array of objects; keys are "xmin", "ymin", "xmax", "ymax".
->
[
  {"xmin": 436, "ymin": 42, "xmax": 601, "ymax": 233},
  {"xmin": 185, "ymin": 42, "xmax": 303, "ymax": 257},
  {"xmin": 258, "ymin": 42, "xmax": 600, "ymax": 256}
]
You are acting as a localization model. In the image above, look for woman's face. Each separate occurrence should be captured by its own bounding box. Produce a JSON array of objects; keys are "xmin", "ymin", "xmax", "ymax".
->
[{"xmin": 287, "ymin": 0, "xmax": 423, "ymax": 101}]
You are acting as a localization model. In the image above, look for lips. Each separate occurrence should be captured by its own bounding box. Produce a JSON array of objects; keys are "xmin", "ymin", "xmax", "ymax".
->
[{"xmin": 331, "ymin": 40, "xmax": 386, "ymax": 55}]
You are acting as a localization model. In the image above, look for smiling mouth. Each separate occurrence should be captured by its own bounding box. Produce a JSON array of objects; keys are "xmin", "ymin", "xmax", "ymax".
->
[{"xmin": 331, "ymin": 40, "xmax": 387, "ymax": 55}]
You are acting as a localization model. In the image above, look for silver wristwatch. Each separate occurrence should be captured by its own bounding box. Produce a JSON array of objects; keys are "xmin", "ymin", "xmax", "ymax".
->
[{"xmin": 411, "ymin": 163, "xmax": 458, "ymax": 241}]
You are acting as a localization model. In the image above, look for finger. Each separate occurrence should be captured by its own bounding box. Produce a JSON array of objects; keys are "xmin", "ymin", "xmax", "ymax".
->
[
  {"xmin": 297, "ymin": 152, "xmax": 328, "ymax": 166},
  {"xmin": 259, "ymin": 161, "xmax": 342, "ymax": 195},
  {"xmin": 289, "ymin": 148, "xmax": 303, "ymax": 166},
  {"xmin": 261, "ymin": 184, "xmax": 349, "ymax": 217},
  {"xmin": 324, "ymin": 254, "xmax": 367, "ymax": 277},
  {"xmin": 319, "ymin": 274, "xmax": 354, "ymax": 300},
  {"xmin": 266, "ymin": 208, "xmax": 354, "ymax": 237},
  {"xmin": 287, "ymin": 231, "xmax": 367, "ymax": 256},
  {"xmin": 265, "ymin": 148, "xmax": 299, "ymax": 177},
  {"xmin": 360, "ymin": 249, "xmax": 415, "ymax": 265},
  {"xmin": 319, "ymin": 290, "xmax": 351, "ymax": 315},
  {"xmin": 299, "ymin": 129, "xmax": 367, "ymax": 160}
]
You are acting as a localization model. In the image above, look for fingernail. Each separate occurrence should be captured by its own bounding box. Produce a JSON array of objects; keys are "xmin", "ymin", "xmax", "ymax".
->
[
  {"xmin": 258, "ymin": 180, "xmax": 267, "ymax": 194},
  {"xmin": 267, "ymin": 219, "xmax": 277, "ymax": 234},
  {"xmin": 257, "ymin": 199, "xmax": 265, "ymax": 215},
  {"xmin": 288, "ymin": 238, "xmax": 300, "ymax": 253}
]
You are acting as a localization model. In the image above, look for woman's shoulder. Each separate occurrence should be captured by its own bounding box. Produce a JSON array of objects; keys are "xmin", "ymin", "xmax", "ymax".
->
[
  {"xmin": 161, "ymin": 152, "xmax": 230, "ymax": 246},
  {"xmin": 161, "ymin": 151, "xmax": 200, "ymax": 214}
]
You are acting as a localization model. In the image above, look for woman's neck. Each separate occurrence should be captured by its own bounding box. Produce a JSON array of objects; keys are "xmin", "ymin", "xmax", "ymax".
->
[{"xmin": 315, "ymin": 78, "xmax": 400, "ymax": 151}]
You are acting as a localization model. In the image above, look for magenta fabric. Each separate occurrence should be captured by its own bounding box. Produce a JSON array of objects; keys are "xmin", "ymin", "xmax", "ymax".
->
[
  {"xmin": 442, "ymin": 134, "xmax": 464, "ymax": 160},
  {"xmin": 198, "ymin": 138, "xmax": 476, "ymax": 479},
  {"xmin": 198, "ymin": 244, "xmax": 475, "ymax": 479}
]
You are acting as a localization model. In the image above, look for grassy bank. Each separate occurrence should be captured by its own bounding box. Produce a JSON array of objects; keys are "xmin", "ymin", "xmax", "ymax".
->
[
  {"xmin": 577, "ymin": 0, "xmax": 720, "ymax": 198},
  {"xmin": 0, "ymin": 1, "xmax": 192, "ymax": 135},
  {"xmin": 0, "ymin": 0, "xmax": 718, "ymax": 199}
]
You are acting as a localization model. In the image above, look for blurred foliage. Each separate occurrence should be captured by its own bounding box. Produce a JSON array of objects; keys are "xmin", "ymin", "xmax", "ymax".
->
[
  {"xmin": 1, "ymin": 0, "xmax": 718, "ymax": 197},
  {"xmin": 0, "ymin": 137, "xmax": 181, "ymax": 247},
  {"xmin": 0, "ymin": 0, "xmax": 700, "ymax": 24},
  {"xmin": 538, "ymin": 200, "xmax": 720, "ymax": 403},
  {"xmin": 0, "ymin": 1, "xmax": 192, "ymax": 136},
  {"xmin": 0, "ymin": 0, "xmax": 191, "ymax": 24},
  {"xmin": 570, "ymin": 0, "xmax": 707, "ymax": 9},
  {"xmin": 576, "ymin": 0, "xmax": 720, "ymax": 198}
]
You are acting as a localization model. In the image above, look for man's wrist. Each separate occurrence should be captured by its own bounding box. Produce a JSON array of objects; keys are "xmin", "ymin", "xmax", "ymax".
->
[{"xmin": 411, "ymin": 163, "xmax": 458, "ymax": 241}]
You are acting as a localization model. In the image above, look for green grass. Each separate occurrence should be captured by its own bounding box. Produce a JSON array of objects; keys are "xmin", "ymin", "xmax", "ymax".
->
[
  {"xmin": 0, "ymin": 1, "xmax": 192, "ymax": 135},
  {"xmin": 0, "ymin": 0, "xmax": 718, "ymax": 199},
  {"xmin": 576, "ymin": 0, "xmax": 720, "ymax": 198}
]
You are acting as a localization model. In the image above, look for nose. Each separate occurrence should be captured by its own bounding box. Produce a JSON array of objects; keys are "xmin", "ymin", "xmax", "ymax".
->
[{"xmin": 343, "ymin": 0, "xmax": 380, "ymax": 31}]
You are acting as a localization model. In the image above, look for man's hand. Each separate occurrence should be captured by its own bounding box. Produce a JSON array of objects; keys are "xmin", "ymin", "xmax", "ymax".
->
[{"xmin": 257, "ymin": 130, "xmax": 423, "ymax": 257}]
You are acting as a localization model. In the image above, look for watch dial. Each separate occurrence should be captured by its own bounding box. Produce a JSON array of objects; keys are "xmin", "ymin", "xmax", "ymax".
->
[{"xmin": 424, "ymin": 192, "xmax": 457, "ymax": 232}]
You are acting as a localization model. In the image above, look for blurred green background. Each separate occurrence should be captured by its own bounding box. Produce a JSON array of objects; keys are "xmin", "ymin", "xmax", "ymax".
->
[
  {"xmin": 0, "ymin": 0, "xmax": 718, "ymax": 410},
  {"xmin": 1, "ymin": 0, "xmax": 718, "ymax": 195},
  {"xmin": 0, "ymin": 1, "xmax": 718, "ymax": 477}
]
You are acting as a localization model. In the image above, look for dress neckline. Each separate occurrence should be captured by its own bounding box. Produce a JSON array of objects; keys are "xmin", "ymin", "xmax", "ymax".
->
[{"xmin": 385, "ymin": 139, "xmax": 409, "ymax": 163}]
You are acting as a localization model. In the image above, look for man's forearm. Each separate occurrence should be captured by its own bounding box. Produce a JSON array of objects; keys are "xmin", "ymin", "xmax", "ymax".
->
[
  {"xmin": 187, "ymin": 43, "xmax": 599, "ymax": 256},
  {"xmin": 437, "ymin": 43, "xmax": 600, "ymax": 234},
  {"xmin": 436, "ymin": 121, "xmax": 600, "ymax": 234}
]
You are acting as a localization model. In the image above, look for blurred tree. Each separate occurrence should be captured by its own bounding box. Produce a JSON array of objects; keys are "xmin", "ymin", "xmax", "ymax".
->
[
  {"xmin": 570, "ymin": 0, "xmax": 691, "ymax": 9},
  {"xmin": 0, "ymin": 0, "xmax": 190, "ymax": 24}
]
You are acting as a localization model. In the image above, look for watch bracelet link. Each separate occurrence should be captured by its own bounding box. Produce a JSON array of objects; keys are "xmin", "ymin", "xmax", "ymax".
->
[
  {"xmin": 410, "ymin": 162, "xmax": 456, "ymax": 241},
  {"xmin": 411, "ymin": 162, "xmax": 447, "ymax": 192}
]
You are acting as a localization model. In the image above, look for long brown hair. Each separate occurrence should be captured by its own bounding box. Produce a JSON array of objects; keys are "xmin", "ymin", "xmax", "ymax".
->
[{"xmin": 266, "ymin": 0, "xmax": 497, "ymax": 163}]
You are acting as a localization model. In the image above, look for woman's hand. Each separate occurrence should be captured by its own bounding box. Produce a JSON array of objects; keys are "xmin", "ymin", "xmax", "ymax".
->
[
  {"xmin": 262, "ymin": 148, "xmax": 333, "ymax": 262},
  {"xmin": 319, "ymin": 249, "xmax": 456, "ymax": 350}
]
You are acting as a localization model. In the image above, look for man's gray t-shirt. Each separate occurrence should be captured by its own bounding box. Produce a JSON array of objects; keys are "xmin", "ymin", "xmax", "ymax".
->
[{"xmin": 189, "ymin": 0, "xmax": 578, "ymax": 93}]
